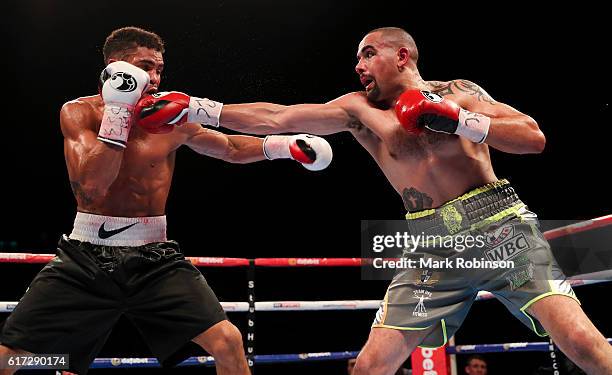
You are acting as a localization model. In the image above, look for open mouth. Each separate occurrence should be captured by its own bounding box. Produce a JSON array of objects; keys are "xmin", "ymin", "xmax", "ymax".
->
[
  {"xmin": 361, "ymin": 77, "xmax": 375, "ymax": 92},
  {"xmin": 146, "ymin": 87, "xmax": 158, "ymax": 95},
  {"xmin": 365, "ymin": 80, "xmax": 375, "ymax": 92}
]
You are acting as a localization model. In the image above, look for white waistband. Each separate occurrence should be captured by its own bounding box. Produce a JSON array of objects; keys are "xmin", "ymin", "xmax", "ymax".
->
[{"xmin": 69, "ymin": 212, "xmax": 167, "ymax": 246}]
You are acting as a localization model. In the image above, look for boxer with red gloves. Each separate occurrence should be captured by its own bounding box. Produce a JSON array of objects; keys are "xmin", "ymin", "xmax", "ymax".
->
[
  {"xmin": 192, "ymin": 27, "xmax": 612, "ymax": 375},
  {"xmin": 0, "ymin": 26, "xmax": 336, "ymax": 375}
]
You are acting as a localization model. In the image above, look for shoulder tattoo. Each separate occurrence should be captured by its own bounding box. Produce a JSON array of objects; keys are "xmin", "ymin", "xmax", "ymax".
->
[{"xmin": 431, "ymin": 80, "xmax": 495, "ymax": 105}]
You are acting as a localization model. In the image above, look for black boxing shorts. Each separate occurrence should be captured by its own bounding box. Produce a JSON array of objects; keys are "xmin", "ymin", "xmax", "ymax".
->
[{"xmin": 0, "ymin": 233, "xmax": 226, "ymax": 374}]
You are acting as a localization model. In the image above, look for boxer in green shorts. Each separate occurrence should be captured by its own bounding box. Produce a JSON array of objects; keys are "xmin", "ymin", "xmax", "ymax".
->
[
  {"xmin": 134, "ymin": 26, "xmax": 612, "ymax": 375},
  {"xmin": 373, "ymin": 179, "xmax": 578, "ymax": 348}
]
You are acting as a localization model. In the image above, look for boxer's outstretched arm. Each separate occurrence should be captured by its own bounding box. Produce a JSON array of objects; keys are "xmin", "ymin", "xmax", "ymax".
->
[
  {"xmin": 182, "ymin": 124, "xmax": 333, "ymax": 170},
  {"xmin": 60, "ymin": 100, "xmax": 125, "ymax": 206},
  {"xmin": 183, "ymin": 125, "xmax": 266, "ymax": 163},
  {"xmin": 220, "ymin": 102, "xmax": 353, "ymax": 135},
  {"xmin": 440, "ymin": 80, "xmax": 545, "ymax": 154},
  {"xmin": 134, "ymin": 91, "xmax": 356, "ymax": 135}
]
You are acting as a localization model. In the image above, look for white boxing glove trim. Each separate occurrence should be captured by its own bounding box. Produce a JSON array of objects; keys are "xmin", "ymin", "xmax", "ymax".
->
[
  {"xmin": 97, "ymin": 103, "xmax": 134, "ymax": 148},
  {"xmin": 187, "ymin": 96, "xmax": 223, "ymax": 127},
  {"xmin": 262, "ymin": 136, "xmax": 291, "ymax": 160},
  {"xmin": 457, "ymin": 108, "xmax": 491, "ymax": 144}
]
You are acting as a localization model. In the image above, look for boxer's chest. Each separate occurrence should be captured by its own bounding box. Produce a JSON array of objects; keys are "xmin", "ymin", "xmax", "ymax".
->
[
  {"xmin": 359, "ymin": 107, "xmax": 455, "ymax": 160},
  {"xmin": 121, "ymin": 132, "xmax": 176, "ymax": 177}
]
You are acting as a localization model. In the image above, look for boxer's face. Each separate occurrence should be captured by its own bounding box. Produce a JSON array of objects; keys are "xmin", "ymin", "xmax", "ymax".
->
[
  {"xmin": 118, "ymin": 46, "xmax": 164, "ymax": 95},
  {"xmin": 355, "ymin": 32, "xmax": 400, "ymax": 102},
  {"xmin": 465, "ymin": 359, "xmax": 487, "ymax": 375}
]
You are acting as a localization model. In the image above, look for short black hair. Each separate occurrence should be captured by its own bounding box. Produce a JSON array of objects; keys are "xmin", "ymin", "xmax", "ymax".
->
[
  {"xmin": 366, "ymin": 27, "xmax": 419, "ymax": 62},
  {"xmin": 103, "ymin": 26, "xmax": 165, "ymax": 64}
]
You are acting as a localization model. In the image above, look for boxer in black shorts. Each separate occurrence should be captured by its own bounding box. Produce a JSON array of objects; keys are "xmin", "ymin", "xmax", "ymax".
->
[
  {"xmin": 0, "ymin": 26, "xmax": 332, "ymax": 375},
  {"xmin": 139, "ymin": 26, "xmax": 612, "ymax": 374}
]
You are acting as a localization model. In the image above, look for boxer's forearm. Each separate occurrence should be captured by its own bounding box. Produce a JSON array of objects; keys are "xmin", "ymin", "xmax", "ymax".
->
[
  {"xmin": 61, "ymin": 102, "xmax": 126, "ymax": 205},
  {"xmin": 66, "ymin": 140, "xmax": 124, "ymax": 205},
  {"xmin": 82, "ymin": 143, "xmax": 125, "ymax": 188},
  {"xmin": 223, "ymin": 135, "xmax": 267, "ymax": 163},
  {"xmin": 219, "ymin": 103, "xmax": 292, "ymax": 134},
  {"xmin": 220, "ymin": 103, "xmax": 351, "ymax": 135},
  {"xmin": 185, "ymin": 127, "xmax": 266, "ymax": 163},
  {"xmin": 483, "ymin": 115, "xmax": 545, "ymax": 154}
]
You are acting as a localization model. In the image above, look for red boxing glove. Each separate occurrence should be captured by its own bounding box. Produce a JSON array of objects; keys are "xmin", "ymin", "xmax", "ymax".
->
[
  {"xmin": 133, "ymin": 91, "xmax": 191, "ymax": 134},
  {"xmin": 134, "ymin": 91, "xmax": 224, "ymax": 134},
  {"xmin": 394, "ymin": 90, "xmax": 490, "ymax": 143}
]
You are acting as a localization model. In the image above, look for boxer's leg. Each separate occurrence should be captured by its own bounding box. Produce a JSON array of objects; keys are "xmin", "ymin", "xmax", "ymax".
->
[
  {"xmin": 124, "ymin": 241, "xmax": 247, "ymax": 374},
  {"xmin": 353, "ymin": 326, "xmax": 433, "ymax": 375},
  {"xmin": 0, "ymin": 345, "xmax": 31, "ymax": 375},
  {"xmin": 192, "ymin": 321, "xmax": 249, "ymax": 375},
  {"xmin": 528, "ymin": 295, "xmax": 612, "ymax": 375},
  {"xmin": 0, "ymin": 237, "xmax": 122, "ymax": 375}
]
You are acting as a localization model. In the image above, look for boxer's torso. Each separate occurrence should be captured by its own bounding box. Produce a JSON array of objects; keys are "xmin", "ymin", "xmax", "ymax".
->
[
  {"xmin": 341, "ymin": 80, "xmax": 498, "ymax": 211},
  {"xmin": 67, "ymin": 95, "xmax": 191, "ymax": 216}
]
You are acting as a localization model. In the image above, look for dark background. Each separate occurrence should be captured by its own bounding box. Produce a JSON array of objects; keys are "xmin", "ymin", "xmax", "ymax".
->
[{"xmin": 1, "ymin": 1, "xmax": 610, "ymax": 374}]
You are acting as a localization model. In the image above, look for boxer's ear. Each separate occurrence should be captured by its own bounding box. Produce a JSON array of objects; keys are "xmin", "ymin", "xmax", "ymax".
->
[{"xmin": 397, "ymin": 47, "xmax": 410, "ymax": 69}]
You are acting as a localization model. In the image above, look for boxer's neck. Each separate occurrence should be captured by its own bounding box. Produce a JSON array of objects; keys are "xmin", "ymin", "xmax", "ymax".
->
[{"xmin": 384, "ymin": 67, "xmax": 426, "ymax": 107}]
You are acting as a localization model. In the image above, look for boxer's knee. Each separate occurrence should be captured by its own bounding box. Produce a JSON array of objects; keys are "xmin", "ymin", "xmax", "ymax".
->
[
  {"xmin": 353, "ymin": 351, "xmax": 386, "ymax": 375},
  {"xmin": 194, "ymin": 321, "xmax": 244, "ymax": 363},
  {"xmin": 212, "ymin": 324, "xmax": 244, "ymax": 360},
  {"xmin": 563, "ymin": 323, "xmax": 603, "ymax": 362}
]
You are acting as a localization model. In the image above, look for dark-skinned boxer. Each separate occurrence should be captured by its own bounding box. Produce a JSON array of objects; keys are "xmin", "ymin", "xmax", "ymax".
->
[{"xmin": 0, "ymin": 26, "xmax": 331, "ymax": 375}]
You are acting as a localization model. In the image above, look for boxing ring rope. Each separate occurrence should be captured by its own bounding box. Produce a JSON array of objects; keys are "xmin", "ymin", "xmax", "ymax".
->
[
  {"xmin": 2, "ymin": 270, "xmax": 611, "ymax": 314},
  {"xmin": 1, "ymin": 214, "xmax": 611, "ymax": 370},
  {"xmin": 83, "ymin": 337, "xmax": 612, "ymax": 369},
  {"xmin": 3, "ymin": 214, "xmax": 611, "ymax": 266}
]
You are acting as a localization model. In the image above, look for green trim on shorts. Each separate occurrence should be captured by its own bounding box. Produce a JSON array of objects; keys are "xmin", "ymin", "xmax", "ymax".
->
[
  {"xmin": 372, "ymin": 323, "xmax": 432, "ymax": 331},
  {"xmin": 406, "ymin": 209, "xmax": 436, "ymax": 220},
  {"xmin": 380, "ymin": 291, "xmax": 389, "ymax": 324},
  {"xmin": 417, "ymin": 319, "xmax": 448, "ymax": 349},
  {"xmin": 372, "ymin": 319, "xmax": 449, "ymax": 349},
  {"xmin": 405, "ymin": 179, "xmax": 510, "ymax": 220},
  {"xmin": 519, "ymin": 291, "xmax": 581, "ymax": 337}
]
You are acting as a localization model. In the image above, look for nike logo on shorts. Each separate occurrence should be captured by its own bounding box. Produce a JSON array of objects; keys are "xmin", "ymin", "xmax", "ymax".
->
[{"xmin": 98, "ymin": 222, "xmax": 138, "ymax": 239}]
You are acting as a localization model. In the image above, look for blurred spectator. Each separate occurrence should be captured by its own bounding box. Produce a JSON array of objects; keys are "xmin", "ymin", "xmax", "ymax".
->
[{"xmin": 464, "ymin": 354, "xmax": 487, "ymax": 375}]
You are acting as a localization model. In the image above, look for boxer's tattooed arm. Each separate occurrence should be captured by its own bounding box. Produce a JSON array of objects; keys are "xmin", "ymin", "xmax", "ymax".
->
[
  {"xmin": 430, "ymin": 81, "xmax": 454, "ymax": 97},
  {"xmin": 70, "ymin": 180, "xmax": 94, "ymax": 206},
  {"xmin": 402, "ymin": 187, "xmax": 434, "ymax": 211},
  {"xmin": 431, "ymin": 80, "xmax": 496, "ymax": 105},
  {"xmin": 454, "ymin": 80, "xmax": 495, "ymax": 104}
]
